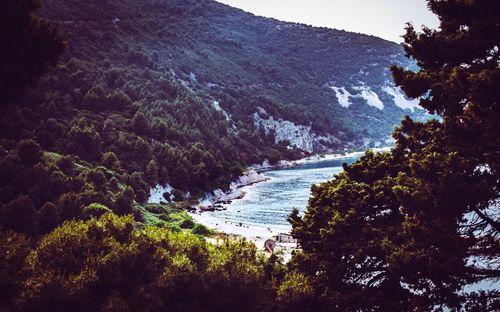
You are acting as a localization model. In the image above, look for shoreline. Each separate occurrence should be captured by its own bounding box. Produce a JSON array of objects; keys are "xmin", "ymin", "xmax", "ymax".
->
[
  {"xmin": 190, "ymin": 212, "xmax": 278, "ymax": 238},
  {"xmin": 251, "ymin": 146, "xmax": 392, "ymax": 172},
  {"xmin": 189, "ymin": 211, "xmax": 298, "ymax": 261},
  {"xmin": 192, "ymin": 146, "xmax": 393, "ymax": 237}
]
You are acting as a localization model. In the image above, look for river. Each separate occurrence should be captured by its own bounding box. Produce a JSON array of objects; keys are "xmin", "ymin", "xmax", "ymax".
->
[{"xmin": 199, "ymin": 155, "xmax": 361, "ymax": 233}]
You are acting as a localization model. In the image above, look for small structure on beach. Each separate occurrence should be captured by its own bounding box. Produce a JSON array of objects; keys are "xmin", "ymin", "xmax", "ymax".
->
[{"xmin": 274, "ymin": 233, "xmax": 297, "ymax": 244}]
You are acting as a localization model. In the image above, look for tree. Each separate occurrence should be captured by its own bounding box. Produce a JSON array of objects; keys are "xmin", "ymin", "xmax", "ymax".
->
[
  {"xmin": 145, "ymin": 158, "xmax": 159, "ymax": 186},
  {"xmin": 131, "ymin": 111, "xmax": 151, "ymax": 136},
  {"xmin": 0, "ymin": 230, "xmax": 30, "ymax": 309},
  {"xmin": 66, "ymin": 118, "xmax": 103, "ymax": 161},
  {"xmin": 83, "ymin": 202, "xmax": 112, "ymax": 218},
  {"xmin": 0, "ymin": 194, "xmax": 36, "ymax": 235},
  {"xmin": 113, "ymin": 186, "xmax": 135, "ymax": 215},
  {"xmin": 15, "ymin": 139, "xmax": 43, "ymax": 167},
  {"xmin": 100, "ymin": 151, "xmax": 121, "ymax": 170},
  {"xmin": 285, "ymin": 1, "xmax": 500, "ymax": 311},
  {"xmin": 12, "ymin": 214, "xmax": 276, "ymax": 312},
  {"xmin": 0, "ymin": 0, "xmax": 66, "ymax": 102}
]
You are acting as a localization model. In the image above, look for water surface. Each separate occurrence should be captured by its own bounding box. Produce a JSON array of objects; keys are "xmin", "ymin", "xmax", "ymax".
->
[{"xmin": 208, "ymin": 156, "xmax": 360, "ymax": 232}]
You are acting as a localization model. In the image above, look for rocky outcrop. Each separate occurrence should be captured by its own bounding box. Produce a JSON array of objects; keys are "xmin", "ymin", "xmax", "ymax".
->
[
  {"xmin": 148, "ymin": 184, "xmax": 174, "ymax": 203},
  {"xmin": 197, "ymin": 170, "xmax": 269, "ymax": 209},
  {"xmin": 253, "ymin": 107, "xmax": 340, "ymax": 153},
  {"xmin": 331, "ymin": 83, "xmax": 422, "ymax": 112}
]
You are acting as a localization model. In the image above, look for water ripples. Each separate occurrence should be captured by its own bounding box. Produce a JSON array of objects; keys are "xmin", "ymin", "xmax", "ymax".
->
[{"xmin": 207, "ymin": 156, "xmax": 360, "ymax": 232}]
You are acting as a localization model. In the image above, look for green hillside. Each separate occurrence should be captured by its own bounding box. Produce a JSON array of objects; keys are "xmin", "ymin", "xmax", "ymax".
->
[
  {"xmin": 0, "ymin": 0, "xmax": 429, "ymax": 233},
  {"xmin": 0, "ymin": 0, "xmax": 497, "ymax": 310}
]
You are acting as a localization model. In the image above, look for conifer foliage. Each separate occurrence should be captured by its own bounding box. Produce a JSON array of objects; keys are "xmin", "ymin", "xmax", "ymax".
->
[
  {"xmin": 0, "ymin": 0, "xmax": 65, "ymax": 102},
  {"xmin": 286, "ymin": 1, "xmax": 499, "ymax": 311}
]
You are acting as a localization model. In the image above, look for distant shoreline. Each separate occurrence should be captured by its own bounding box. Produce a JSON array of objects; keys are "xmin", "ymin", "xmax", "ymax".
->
[{"xmin": 251, "ymin": 146, "xmax": 392, "ymax": 172}]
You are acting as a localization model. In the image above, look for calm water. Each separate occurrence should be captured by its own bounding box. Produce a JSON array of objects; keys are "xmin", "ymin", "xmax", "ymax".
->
[{"xmin": 208, "ymin": 155, "xmax": 360, "ymax": 232}]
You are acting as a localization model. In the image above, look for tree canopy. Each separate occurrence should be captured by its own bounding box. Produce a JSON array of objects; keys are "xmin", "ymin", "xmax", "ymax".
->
[
  {"xmin": 286, "ymin": 0, "xmax": 499, "ymax": 310},
  {"xmin": 2, "ymin": 214, "xmax": 276, "ymax": 312},
  {"xmin": 0, "ymin": 0, "xmax": 66, "ymax": 102}
]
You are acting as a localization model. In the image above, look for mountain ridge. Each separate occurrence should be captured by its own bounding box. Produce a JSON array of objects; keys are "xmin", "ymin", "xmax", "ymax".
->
[{"xmin": 40, "ymin": 0, "xmax": 427, "ymax": 150}]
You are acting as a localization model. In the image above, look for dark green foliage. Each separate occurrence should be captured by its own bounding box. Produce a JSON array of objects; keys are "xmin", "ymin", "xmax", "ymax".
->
[
  {"xmin": 16, "ymin": 139, "xmax": 43, "ymax": 167},
  {"xmin": 5, "ymin": 214, "xmax": 275, "ymax": 312},
  {"xmin": 0, "ymin": 194, "xmax": 36, "ymax": 235},
  {"xmin": 55, "ymin": 155, "xmax": 74, "ymax": 175},
  {"xmin": 100, "ymin": 151, "xmax": 120, "ymax": 171},
  {"xmin": 0, "ymin": 231, "xmax": 30, "ymax": 310},
  {"xmin": 285, "ymin": 1, "xmax": 500, "ymax": 310},
  {"xmin": 144, "ymin": 203, "xmax": 166, "ymax": 214},
  {"xmin": 145, "ymin": 159, "xmax": 159, "ymax": 186},
  {"xmin": 0, "ymin": 0, "xmax": 66, "ymax": 102},
  {"xmin": 191, "ymin": 223, "xmax": 212, "ymax": 235},
  {"xmin": 180, "ymin": 218, "xmax": 195, "ymax": 229},
  {"xmin": 65, "ymin": 117, "xmax": 103, "ymax": 162},
  {"xmin": 171, "ymin": 189, "xmax": 186, "ymax": 201},
  {"xmin": 113, "ymin": 186, "xmax": 135, "ymax": 216},
  {"xmin": 83, "ymin": 202, "xmax": 112, "ymax": 218}
]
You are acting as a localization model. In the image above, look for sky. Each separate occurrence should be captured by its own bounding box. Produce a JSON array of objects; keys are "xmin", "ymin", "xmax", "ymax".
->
[{"xmin": 215, "ymin": 0, "xmax": 440, "ymax": 43}]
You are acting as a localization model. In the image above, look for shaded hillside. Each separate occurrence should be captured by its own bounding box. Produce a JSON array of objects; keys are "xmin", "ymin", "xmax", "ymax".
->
[{"xmin": 41, "ymin": 0, "xmax": 426, "ymax": 148}]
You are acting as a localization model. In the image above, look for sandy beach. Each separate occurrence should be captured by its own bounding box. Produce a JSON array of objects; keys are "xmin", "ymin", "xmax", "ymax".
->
[
  {"xmin": 190, "ymin": 148, "xmax": 392, "ymax": 259},
  {"xmin": 189, "ymin": 212, "xmax": 277, "ymax": 240},
  {"xmin": 189, "ymin": 212, "xmax": 298, "ymax": 261}
]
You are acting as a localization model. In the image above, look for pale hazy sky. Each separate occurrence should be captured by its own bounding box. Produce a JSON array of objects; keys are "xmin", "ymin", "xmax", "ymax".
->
[{"xmin": 215, "ymin": 0, "xmax": 440, "ymax": 43}]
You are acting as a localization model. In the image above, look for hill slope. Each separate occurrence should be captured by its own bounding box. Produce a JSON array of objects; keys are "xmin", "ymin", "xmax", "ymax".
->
[
  {"xmin": 0, "ymin": 0, "xmax": 428, "ymax": 235},
  {"xmin": 41, "ymin": 0, "xmax": 426, "ymax": 150}
]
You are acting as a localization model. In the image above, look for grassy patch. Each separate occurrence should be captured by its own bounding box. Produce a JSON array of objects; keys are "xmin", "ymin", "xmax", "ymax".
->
[{"xmin": 137, "ymin": 203, "xmax": 201, "ymax": 233}]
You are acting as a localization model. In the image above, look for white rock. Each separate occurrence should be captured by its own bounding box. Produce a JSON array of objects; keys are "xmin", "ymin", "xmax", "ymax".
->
[
  {"xmin": 331, "ymin": 86, "xmax": 353, "ymax": 108},
  {"xmin": 197, "ymin": 170, "xmax": 268, "ymax": 207},
  {"xmin": 382, "ymin": 86, "xmax": 420, "ymax": 112},
  {"xmin": 353, "ymin": 86, "xmax": 384, "ymax": 110},
  {"xmin": 211, "ymin": 100, "xmax": 231, "ymax": 121},
  {"xmin": 148, "ymin": 184, "xmax": 174, "ymax": 203},
  {"xmin": 253, "ymin": 108, "xmax": 339, "ymax": 153}
]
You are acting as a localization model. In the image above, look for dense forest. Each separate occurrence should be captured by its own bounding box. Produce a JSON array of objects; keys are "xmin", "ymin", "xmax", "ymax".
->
[
  {"xmin": 0, "ymin": 0, "xmax": 429, "ymax": 235},
  {"xmin": 1, "ymin": 0, "xmax": 498, "ymax": 311},
  {"xmin": 38, "ymin": 0, "xmax": 429, "ymax": 145}
]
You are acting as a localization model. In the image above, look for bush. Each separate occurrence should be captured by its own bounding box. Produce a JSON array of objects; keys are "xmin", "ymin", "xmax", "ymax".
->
[
  {"xmin": 16, "ymin": 139, "xmax": 43, "ymax": 167},
  {"xmin": 191, "ymin": 223, "xmax": 211, "ymax": 235},
  {"xmin": 171, "ymin": 189, "xmax": 185, "ymax": 201},
  {"xmin": 158, "ymin": 213, "xmax": 171, "ymax": 222},
  {"xmin": 166, "ymin": 223, "xmax": 182, "ymax": 233},
  {"xmin": 83, "ymin": 203, "xmax": 112, "ymax": 218},
  {"xmin": 144, "ymin": 203, "xmax": 164, "ymax": 214},
  {"xmin": 179, "ymin": 218, "xmax": 195, "ymax": 229}
]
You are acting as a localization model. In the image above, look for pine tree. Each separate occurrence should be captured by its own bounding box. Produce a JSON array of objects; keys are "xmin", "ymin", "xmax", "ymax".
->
[
  {"xmin": 0, "ymin": 0, "xmax": 66, "ymax": 102},
  {"xmin": 285, "ymin": 1, "xmax": 500, "ymax": 311}
]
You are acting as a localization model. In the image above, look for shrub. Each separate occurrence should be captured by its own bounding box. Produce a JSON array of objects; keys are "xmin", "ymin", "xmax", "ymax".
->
[
  {"xmin": 191, "ymin": 223, "xmax": 211, "ymax": 235},
  {"xmin": 83, "ymin": 203, "xmax": 112, "ymax": 218},
  {"xmin": 144, "ymin": 203, "xmax": 164, "ymax": 214},
  {"xmin": 16, "ymin": 139, "xmax": 43, "ymax": 167},
  {"xmin": 179, "ymin": 218, "xmax": 195, "ymax": 229}
]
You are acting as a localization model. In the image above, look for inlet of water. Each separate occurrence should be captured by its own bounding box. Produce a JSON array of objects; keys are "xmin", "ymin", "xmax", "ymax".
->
[{"xmin": 205, "ymin": 155, "xmax": 360, "ymax": 232}]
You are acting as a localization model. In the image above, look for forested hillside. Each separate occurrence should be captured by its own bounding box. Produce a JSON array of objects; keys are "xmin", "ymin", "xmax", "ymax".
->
[
  {"xmin": 0, "ymin": 0, "xmax": 428, "ymax": 233},
  {"xmin": 0, "ymin": 0, "xmax": 498, "ymax": 311},
  {"xmin": 39, "ymin": 0, "xmax": 428, "ymax": 148}
]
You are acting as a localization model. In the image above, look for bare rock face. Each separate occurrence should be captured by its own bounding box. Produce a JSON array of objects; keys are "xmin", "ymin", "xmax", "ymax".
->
[
  {"xmin": 148, "ymin": 184, "xmax": 174, "ymax": 203},
  {"xmin": 197, "ymin": 170, "xmax": 269, "ymax": 208},
  {"xmin": 253, "ymin": 107, "xmax": 339, "ymax": 153}
]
